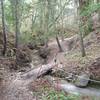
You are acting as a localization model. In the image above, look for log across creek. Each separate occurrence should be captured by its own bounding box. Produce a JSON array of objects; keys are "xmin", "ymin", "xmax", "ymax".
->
[
  {"xmin": 20, "ymin": 62, "xmax": 56, "ymax": 80},
  {"xmin": 20, "ymin": 62, "xmax": 100, "ymax": 98}
]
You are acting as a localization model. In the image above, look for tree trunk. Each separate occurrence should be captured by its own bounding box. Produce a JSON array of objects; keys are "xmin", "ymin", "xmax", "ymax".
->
[
  {"xmin": 56, "ymin": 35, "xmax": 63, "ymax": 52},
  {"xmin": 79, "ymin": 26, "xmax": 86, "ymax": 57},
  {"xmin": 97, "ymin": 0, "xmax": 100, "ymax": 21},
  {"xmin": 43, "ymin": 0, "xmax": 49, "ymax": 47},
  {"xmin": 0, "ymin": 0, "xmax": 7, "ymax": 56},
  {"xmin": 15, "ymin": 0, "xmax": 20, "ymax": 49},
  {"xmin": 78, "ymin": 0, "xmax": 86, "ymax": 57},
  {"xmin": 60, "ymin": 0, "xmax": 64, "ymax": 41}
]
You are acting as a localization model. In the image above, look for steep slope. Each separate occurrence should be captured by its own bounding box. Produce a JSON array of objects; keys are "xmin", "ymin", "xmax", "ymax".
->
[{"xmin": 48, "ymin": 30, "xmax": 100, "ymax": 82}]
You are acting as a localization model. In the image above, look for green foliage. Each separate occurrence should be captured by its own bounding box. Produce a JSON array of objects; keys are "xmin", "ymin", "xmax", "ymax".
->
[
  {"xmin": 19, "ymin": 31, "xmax": 33, "ymax": 43},
  {"xmin": 43, "ymin": 90, "xmax": 80, "ymax": 100},
  {"xmin": 81, "ymin": 3, "xmax": 100, "ymax": 17},
  {"xmin": 5, "ymin": 3, "xmax": 13, "ymax": 25},
  {"xmin": 19, "ymin": 30, "xmax": 46, "ymax": 46},
  {"xmin": 82, "ymin": 19, "xmax": 93, "ymax": 37},
  {"xmin": 80, "ymin": 2, "xmax": 100, "ymax": 37},
  {"xmin": 3, "ymin": 0, "xmax": 99, "ymax": 49},
  {"xmin": 3, "ymin": 0, "xmax": 76, "ymax": 45}
]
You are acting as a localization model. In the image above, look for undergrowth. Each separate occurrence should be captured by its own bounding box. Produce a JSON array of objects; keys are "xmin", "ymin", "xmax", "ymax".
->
[{"xmin": 42, "ymin": 89, "xmax": 80, "ymax": 100}]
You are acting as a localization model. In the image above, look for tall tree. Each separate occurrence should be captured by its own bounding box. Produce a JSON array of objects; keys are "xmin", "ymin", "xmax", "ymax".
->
[
  {"xmin": 97, "ymin": 0, "xmax": 100, "ymax": 21},
  {"xmin": 78, "ymin": 0, "xmax": 86, "ymax": 57},
  {"xmin": 59, "ymin": 0, "xmax": 64, "ymax": 41},
  {"xmin": 44, "ymin": 0, "xmax": 49, "ymax": 47},
  {"xmin": 0, "ymin": 0, "xmax": 7, "ymax": 55},
  {"xmin": 15, "ymin": 0, "xmax": 20, "ymax": 48},
  {"xmin": 8, "ymin": 0, "xmax": 23, "ymax": 48},
  {"xmin": 50, "ymin": 0, "xmax": 64, "ymax": 52},
  {"xmin": 56, "ymin": 34, "xmax": 63, "ymax": 52}
]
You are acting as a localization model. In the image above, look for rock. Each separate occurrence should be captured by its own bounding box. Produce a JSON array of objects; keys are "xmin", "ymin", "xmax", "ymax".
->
[{"xmin": 74, "ymin": 73, "xmax": 90, "ymax": 87}]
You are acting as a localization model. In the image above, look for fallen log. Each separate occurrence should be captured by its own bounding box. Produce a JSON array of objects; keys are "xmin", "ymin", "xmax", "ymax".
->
[{"xmin": 20, "ymin": 62, "xmax": 56, "ymax": 80}]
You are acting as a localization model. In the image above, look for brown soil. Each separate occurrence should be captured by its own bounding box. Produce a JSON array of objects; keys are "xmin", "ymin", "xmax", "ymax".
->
[{"xmin": 0, "ymin": 30, "xmax": 100, "ymax": 100}]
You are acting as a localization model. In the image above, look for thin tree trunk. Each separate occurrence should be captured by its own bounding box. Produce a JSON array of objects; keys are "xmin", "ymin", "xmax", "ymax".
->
[
  {"xmin": 79, "ymin": 25, "xmax": 86, "ymax": 57},
  {"xmin": 61, "ymin": 19, "xmax": 64, "ymax": 41},
  {"xmin": 56, "ymin": 35, "xmax": 63, "ymax": 52},
  {"xmin": 97, "ymin": 0, "xmax": 100, "ymax": 21},
  {"xmin": 15, "ymin": 0, "xmax": 20, "ymax": 49},
  {"xmin": 78, "ymin": 0, "xmax": 86, "ymax": 57},
  {"xmin": 31, "ymin": 10, "xmax": 37, "ymax": 33},
  {"xmin": 0, "ymin": 0, "xmax": 7, "ymax": 56},
  {"xmin": 60, "ymin": 0, "xmax": 64, "ymax": 41},
  {"xmin": 44, "ymin": 0, "xmax": 49, "ymax": 47}
]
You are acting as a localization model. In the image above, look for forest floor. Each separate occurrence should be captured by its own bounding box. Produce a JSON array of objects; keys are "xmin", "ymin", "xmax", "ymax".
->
[
  {"xmin": 0, "ymin": 59, "xmax": 100, "ymax": 100},
  {"xmin": 49, "ymin": 30, "xmax": 100, "ymax": 71},
  {"xmin": 0, "ymin": 30, "xmax": 100, "ymax": 100}
]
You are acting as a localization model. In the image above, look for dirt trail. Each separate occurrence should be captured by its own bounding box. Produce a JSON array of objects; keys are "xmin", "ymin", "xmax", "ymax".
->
[{"xmin": 0, "ymin": 72, "xmax": 35, "ymax": 100}]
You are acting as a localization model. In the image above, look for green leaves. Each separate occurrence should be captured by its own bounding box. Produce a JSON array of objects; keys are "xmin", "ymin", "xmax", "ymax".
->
[
  {"xmin": 81, "ymin": 3, "xmax": 100, "ymax": 17},
  {"xmin": 43, "ymin": 89, "xmax": 80, "ymax": 100}
]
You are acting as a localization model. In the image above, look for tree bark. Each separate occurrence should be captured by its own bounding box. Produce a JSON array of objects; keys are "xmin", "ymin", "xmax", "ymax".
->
[
  {"xmin": 79, "ymin": 27, "xmax": 86, "ymax": 57},
  {"xmin": 0, "ymin": 0, "xmax": 7, "ymax": 56},
  {"xmin": 97, "ymin": 0, "xmax": 100, "ymax": 21},
  {"xmin": 21, "ymin": 62, "xmax": 56, "ymax": 80},
  {"xmin": 43, "ymin": 0, "xmax": 49, "ymax": 47},
  {"xmin": 60, "ymin": 0, "xmax": 64, "ymax": 41},
  {"xmin": 15, "ymin": 0, "xmax": 20, "ymax": 49},
  {"xmin": 78, "ymin": 0, "xmax": 86, "ymax": 57},
  {"xmin": 56, "ymin": 35, "xmax": 63, "ymax": 52}
]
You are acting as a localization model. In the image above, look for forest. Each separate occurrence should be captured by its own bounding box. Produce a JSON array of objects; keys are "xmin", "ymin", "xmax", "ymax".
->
[{"xmin": 0, "ymin": 0, "xmax": 100, "ymax": 100}]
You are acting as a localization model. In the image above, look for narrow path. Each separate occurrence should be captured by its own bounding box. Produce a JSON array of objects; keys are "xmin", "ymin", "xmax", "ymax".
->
[{"xmin": 0, "ymin": 73, "xmax": 34, "ymax": 100}]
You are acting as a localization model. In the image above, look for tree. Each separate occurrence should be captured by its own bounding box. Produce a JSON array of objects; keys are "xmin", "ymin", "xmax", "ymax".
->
[
  {"xmin": 49, "ymin": 0, "xmax": 64, "ymax": 52},
  {"xmin": 56, "ymin": 35, "xmax": 63, "ymax": 52},
  {"xmin": 97, "ymin": 0, "xmax": 100, "ymax": 21},
  {"xmin": 44, "ymin": 0, "xmax": 49, "ymax": 47},
  {"xmin": 59, "ymin": 0, "xmax": 65, "ymax": 41},
  {"xmin": 15, "ymin": 0, "xmax": 20, "ymax": 48},
  {"xmin": 78, "ymin": 0, "xmax": 86, "ymax": 57},
  {"xmin": 8, "ymin": 0, "xmax": 24, "ymax": 48},
  {"xmin": 0, "ymin": 0, "xmax": 7, "ymax": 56}
]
